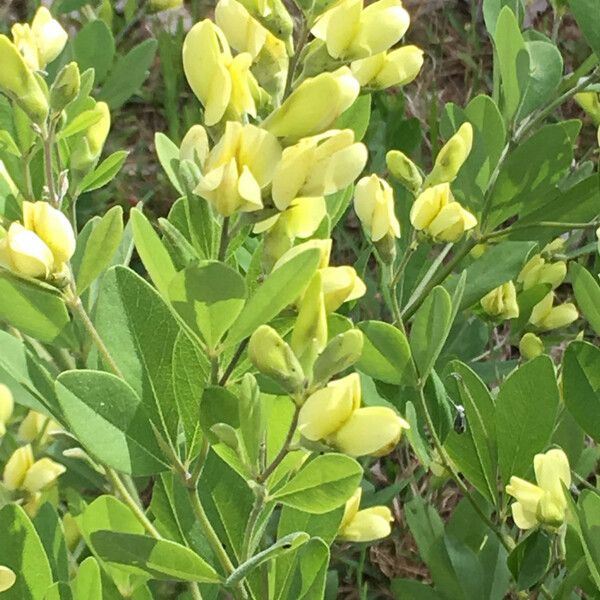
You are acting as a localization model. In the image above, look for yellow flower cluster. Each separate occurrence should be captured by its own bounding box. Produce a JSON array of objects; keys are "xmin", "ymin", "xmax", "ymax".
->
[
  {"xmin": 506, "ymin": 448, "xmax": 571, "ymax": 530},
  {"xmin": 0, "ymin": 201, "xmax": 76, "ymax": 281}
]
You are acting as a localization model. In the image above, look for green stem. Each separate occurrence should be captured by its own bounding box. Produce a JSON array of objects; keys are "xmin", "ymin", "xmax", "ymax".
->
[
  {"xmin": 241, "ymin": 495, "xmax": 265, "ymax": 561},
  {"xmin": 416, "ymin": 385, "xmax": 511, "ymax": 552},
  {"xmin": 257, "ymin": 406, "xmax": 300, "ymax": 483},
  {"xmin": 42, "ymin": 122, "xmax": 58, "ymax": 208},
  {"xmin": 282, "ymin": 14, "xmax": 311, "ymax": 100},
  {"xmin": 107, "ymin": 467, "xmax": 161, "ymax": 539},
  {"xmin": 219, "ymin": 338, "xmax": 249, "ymax": 386},
  {"xmin": 483, "ymin": 220, "xmax": 600, "ymax": 241},
  {"xmin": 218, "ymin": 216, "xmax": 230, "ymax": 262}
]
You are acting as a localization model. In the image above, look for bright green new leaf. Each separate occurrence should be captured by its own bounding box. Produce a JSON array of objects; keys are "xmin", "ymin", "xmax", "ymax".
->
[
  {"xmin": 79, "ymin": 150, "xmax": 129, "ymax": 193},
  {"xmin": 570, "ymin": 263, "xmax": 600, "ymax": 336},
  {"xmin": 155, "ymin": 132, "xmax": 183, "ymax": 194},
  {"xmin": 71, "ymin": 557, "xmax": 102, "ymax": 600}
]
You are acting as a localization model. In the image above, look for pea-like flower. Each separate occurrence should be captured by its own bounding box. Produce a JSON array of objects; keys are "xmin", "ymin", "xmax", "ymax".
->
[
  {"xmin": 424, "ymin": 123, "xmax": 473, "ymax": 187},
  {"xmin": 506, "ymin": 448, "xmax": 571, "ymax": 530},
  {"xmin": 3, "ymin": 444, "xmax": 65, "ymax": 494},
  {"xmin": 321, "ymin": 266, "xmax": 366, "ymax": 313},
  {"xmin": 480, "ymin": 282, "xmax": 519, "ymax": 320},
  {"xmin": 11, "ymin": 7, "xmax": 68, "ymax": 71},
  {"xmin": 529, "ymin": 293, "xmax": 578, "ymax": 331},
  {"xmin": 179, "ymin": 124, "xmax": 210, "ymax": 167},
  {"xmin": 215, "ymin": 0, "xmax": 268, "ymax": 58},
  {"xmin": 271, "ymin": 129, "xmax": 368, "ymax": 211},
  {"xmin": 351, "ymin": 46, "xmax": 423, "ymax": 90},
  {"xmin": 410, "ymin": 183, "xmax": 477, "ymax": 243},
  {"xmin": 0, "ymin": 566, "xmax": 16, "ymax": 593},
  {"xmin": 311, "ymin": 0, "xmax": 410, "ymax": 60},
  {"xmin": 574, "ymin": 91, "xmax": 600, "ymax": 126},
  {"xmin": 0, "ymin": 385, "xmax": 14, "ymax": 438},
  {"xmin": 183, "ymin": 20, "xmax": 262, "ymax": 125},
  {"xmin": 18, "ymin": 410, "xmax": 61, "ymax": 443},
  {"xmin": 337, "ymin": 488, "xmax": 394, "ymax": 542},
  {"xmin": 517, "ymin": 255, "xmax": 567, "ymax": 291},
  {"xmin": 263, "ymin": 67, "xmax": 359, "ymax": 141},
  {"xmin": 194, "ymin": 121, "xmax": 282, "ymax": 216},
  {"xmin": 519, "ymin": 333, "xmax": 544, "ymax": 360},
  {"xmin": 354, "ymin": 174, "xmax": 401, "ymax": 242}
]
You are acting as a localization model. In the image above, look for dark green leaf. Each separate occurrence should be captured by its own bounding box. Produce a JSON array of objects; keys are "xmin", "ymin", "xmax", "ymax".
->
[
  {"xmin": 73, "ymin": 20, "xmax": 115, "ymax": 84},
  {"xmin": 33, "ymin": 504, "xmax": 69, "ymax": 583},
  {"xmin": 569, "ymin": 0, "xmax": 600, "ymax": 56},
  {"xmin": 508, "ymin": 529, "xmax": 552, "ymax": 590}
]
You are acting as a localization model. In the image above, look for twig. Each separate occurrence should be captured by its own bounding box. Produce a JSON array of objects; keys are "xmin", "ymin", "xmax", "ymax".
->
[{"xmin": 257, "ymin": 406, "xmax": 300, "ymax": 483}]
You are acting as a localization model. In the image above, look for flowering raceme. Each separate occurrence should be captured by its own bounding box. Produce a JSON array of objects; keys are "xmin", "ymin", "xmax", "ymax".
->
[
  {"xmin": 338, "ymin": 488, "xmax": 394, "ymax": 542},
  {"xmin": 194, "ymin": 121, "xmax": 282, "ymax": 216},
  {"xmin": 311, "ymin": 0, "xmax": 410, "ymax": 60},
  {"xmin": 0, "ymin": 201, "xmax": 76, "ymax": 280},
  {"xmin": 506, "ymin": 448, "xmax": 571, "ymax": 530}
]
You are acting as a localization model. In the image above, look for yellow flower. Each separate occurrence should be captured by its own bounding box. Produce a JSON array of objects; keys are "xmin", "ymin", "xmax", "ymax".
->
[
  {"xmin": 298, "ymin": 373, "xmax": 361, "ymax": 440},
  {"xmin": 338, "ymin": 488, "xmax": 394, "ymax": 542},
  {"xmin": 179, "ymin": 125, "xmax": 209, "ymax": 167},
  {"xmin": 0, "ymin": 566, "xmax": 16, "ymax": 593},
  {"xmin": 248, "ymin": 325, "xmax": 305, "ymax": 394},
  {"xmin": 529, "ymin": 293, "xmax": 578, "ymax": 331},
  {"xmin": 3, "ymin": 444, "xmax": 34, "ymax": 491},
  {"xmin": 263, "ymin": 67, "xmax": 360, "ymax": 141},
  {"xmin": 480, "ymin": 282, "xmax": 519, "ymax": 320},
  {"xmin": 11, "ymin": 7, "xmax": 68, "ymax": 71},
  {"xmin": 425, "ymin": 123, "xmax": 473, "ymax": 187},
  {"xmin": 22, "ymin": 457, "xmax": 66, "ymax": 494},
  {"xmin": 0, "ymin": 35, "xmax": 48, "ymax": 124},
  {"xmin": 215, "ymin": 0, "xmax": 268, "ymax": 58},
  {"xmin": 271, "ymin": 129, "xmax": 368, "ymax": 211},
  {"xmin": 0, "ymin": 222, "xmax": 54, "ymax": 279},
  {"xmin": 273, "ymin": 239, "xmax": 332, "ymax": 272},
  {"xmin": 351, "ymin": 45, "xmax": 423, "ymax": 89},
  {"xmin": 311, "ymin": 0, "xmax": 410, "ymax": 60},
  {"xmin": 18, "ymin": 411, "xmax": 61, "ymax": 443},
  {"xmin": 71, "ymin": 101, "xmax": 111, "ymax": 171},
  {"xmin": 183, "ymin": 20, "xmax": 261, "ymax": 125},
  {"xmin": 519, "ymin": 333, "xmax": 544, "ymax": 360},
  {"xmin": 331, "ymin": 406, "xmax": 410, "ymax": 457},
  {"xmin": 410, "ymin": 183, "xmax": 476, "ymax": 242},
  {"xmin": 574, "ymin": 91, "xmax": 600, "ymax": 126},
  {"xmin": 0, "ymin": 384, "xmax": 14, "ymax": 437},
  {"xmin": 506, "ymin": 448, "xmax": 571, "ymax": 529},
  {"xmin": 354, "ymin": 175, "xmax": 400, "ymax": 242},
  {"xmin": 517, "ymin": 255, "xmax": 566, "ymax": 291},
  {"xmin": 194, "ymin": 121, "xmax": 282, "ymax": 216},
  {"xmin": 321, "ymin": 266, "xmax": 366, "ymax": 312}
]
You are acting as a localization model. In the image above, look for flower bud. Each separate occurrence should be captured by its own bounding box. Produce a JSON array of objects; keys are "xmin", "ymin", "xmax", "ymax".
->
[
  {"xmin": 148, "ymin": 0, "xmax": 183, "ymax": 12},
  {"xmin": 248, "ymin": 325, "xmax": 305, "ymax": 394},
  {"xmin": 216, "ymin": 0, "xmax": 268, "ymax": 58},
  {"xmin": 338, "ymin": 505, "xmax": 393, "ymax": 541},
  {"xmin": 574, "ymin": 91, "xmax": 600, "ymax": 126},
  {"xmin": 480, "ymin": 282, "xmax": 519, "ymax": 320},
  {"xmin": 331, "ymin": 406, "xmax": 409, "ymax": 457},
  {"xmin": 62, "ymin": 513, "xmax": 81, "ymax": 551},
  {"xmin": 70, "ymin": 102, "xmax": 111, "ymax": 171},
  {"xmin": 0, "ymin": 223, "xmax": 54, "ymax": 279},
  {"xmin": 425, "ymin": 123, "xmax": 473, "ymax": 187},
  {"xmin": 519, "ymin": 333, "xmax": 544, "ymax": 360},
  {"xmin": 311, "ymin": 0, "xmax": 410, "ymax": 60},
  {"xmin": 49, "ymin": 62, "xmax": 80, "ymax": 112},
  {"xmin": 263, "ymin": 67, "xmax": 359, "ymax": 141},
  {"xmin": 18, "ymin": 410, "xmax": 60, "ymax": 443},
  {"xmin": 22, "ymin": 457, "xmax": 66, "ymax": 493},
  {"xmin": 351, "ymin": 45, "xmax": 423, "ymax": 89},
  {"xmin": 179, "ymin": 125, "xmax": 209, "ymax": 168},
  {"xmin": 386, "ymin": 149, "xmax": 422, "ymax": 194},
  {"xmin": 529, "ymin": 292, "xmax": 578, "ymax": 331},
  {"xmin": 517, "ymin": 255, "xmax": 566, "ymax": 290},
  {"xmin": 0, "ymin": 566, "xmax": 16, "ymax": 592},
  {"xmin": 312, "ymin": 329, "xmax": 364, "ymax": 388},
  {"xmin": 321, "ymin": 266, "xmax": 366, "ymax": 312},
  {"xmin": 234, "ymin": 0, "xmax": 294, "ymax": 50},
  {"xmin": 0, "ymin": 385, "xmax": 14, "ymax": 437},
  {"xmin": 0, "ymin": 35, "xmax": 48, "ymax": 124},
  {"xmin": 30, "ymin": 7, "xmax": 68, "ymax": 68},
  {"xmin": 298, "ymin": 373, "xmax": 361, "ymax": 440},
  {"xmin": 354, "ymin": 174, "xmax": 400, "ymax": 242},
  {"xmin": 3, "ymin": 444, "xmax": 34, "ymax": 491}
]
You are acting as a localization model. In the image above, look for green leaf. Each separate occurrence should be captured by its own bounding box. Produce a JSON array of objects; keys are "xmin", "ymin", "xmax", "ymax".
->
[
  {"xmin": 0, "ymin": 504, "xmax": 53, "ymax": 600},
  {"xmin": 225, "ymin": 248, "xmax": 321, "ymax": 346},
  {"xmin": 507, "ymin": 529, "xmax": 552, "ymax": 590},
  {"xmin": 517, "ymin": 41, "xmax": 563, "ymax": 120},
  {"xmin": 99, "ymin": 39, "xmax": 158, "ymax": 109},
  {"xmin": 33, "ymin": 504, "xmax": 69, "ymax": 583},
  {"xmin": 577, "ymin": 490, "xmax": 600, "ymax": 588},
  {"xmin": 71, "ymin": 557, "xmax": 102, "ymax": 600},
  {"xmin": 56, "ymin": 109, "xmax": 103, "ymax": 140},
  {"xmin": 154, "ymin": 132, "xmax": 183, "ymax": 194},
  {"xmin": 496, "ymin": 356, "xmax": 559, "ymax": 483},
  {"xmin": 451, "ymin": 240, "xmax": 535, "ymax": 309},
  {"xmin": 570, "ymin": 263, "xmax": 600, "ymax": 336},
  {"xmin": 282, "ymin": 538, "xmax": 329, "ymax": 600},
  {"xmin": 226, "ymin": 532, "xmax": 310, "ymax": 587},
  {"xmin": 0, "ymin": 129, "xmax": 22, "ymax": 156},
  {"xmin": 409, "ymin": 286, "xmax": 452, "ymax": 382},
  {"xmin": 563, "ymin": 340, "xmax": 600, "ymax": 444},
  {"xmin": 334, "ymin": 94, "xmax": 371, "ymax": 140},
  {"xmin": 0, "ymin": 272, "xmax": 74, "ymax": 346},
  {"xmin": 444, "ymin": 361, "xmax": 498, "ymax": 505},
  {"xmin": 270, "ymin": 454, "xmax": 362, "ymax": 514},
  {"xmin": 90, "ymin": 531, "xmax": 222, "ymax": 583},
  {"xmin": 43, "ymin": 583, "xmax": 73, "ymax": 600},
  {"xmin": 569, "ymin": 0, "xmax": 600, "ymax": 56},
  {"xmin": 493, "ymin": 6, "xmax": 529, "ymax": 122},
  {"xmin": 168, "ymin": 262, "xmax": 246, "ymax": 349},
  {"xmin": 95, "ymin": 266, "xmax": 184, "ymax": 446},
  {"xmin": 56, "ymin": 370, "xmax": 169, "ymax": 476},
  {"xmin": 73, "ymin": 20, "xmax": 115, "ymax": 84},
  {"xmin": 79, "ymin": 150, "xmax": 128, "ymax": 193},
  {"xmin": 391, "ymin": 579, "xmax": 445, "ymax": 600},
  {"xmin": 483, "ymin": 0, "xmax": 523, "ymax": 36},
  {"xmin": 130, "ymin": 207, "xmax": 177, "ymax": 298},
  {"xmin": 76, "ymin": 205, "xmax": 123, "ymax": 294},
  {"xmin": 357, "ymin": 320, "xmax": 417, "ymax": 386}
]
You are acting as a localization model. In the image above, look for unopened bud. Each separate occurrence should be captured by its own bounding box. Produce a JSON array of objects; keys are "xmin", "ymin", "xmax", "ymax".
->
[
  {"xmin": 386, "ymin": 150, "xmax": 422, "ymax": 194},
  {"xmin": 50, "ymin": 62, "xmax": 80, "ymax": 112},
  {"xmin": 313, "ymin": 329, "xmax": 364, "ymax": 388},
  {"xmin": 519, "ymin": 333, "xmax": 544, "ymax": 360}
]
